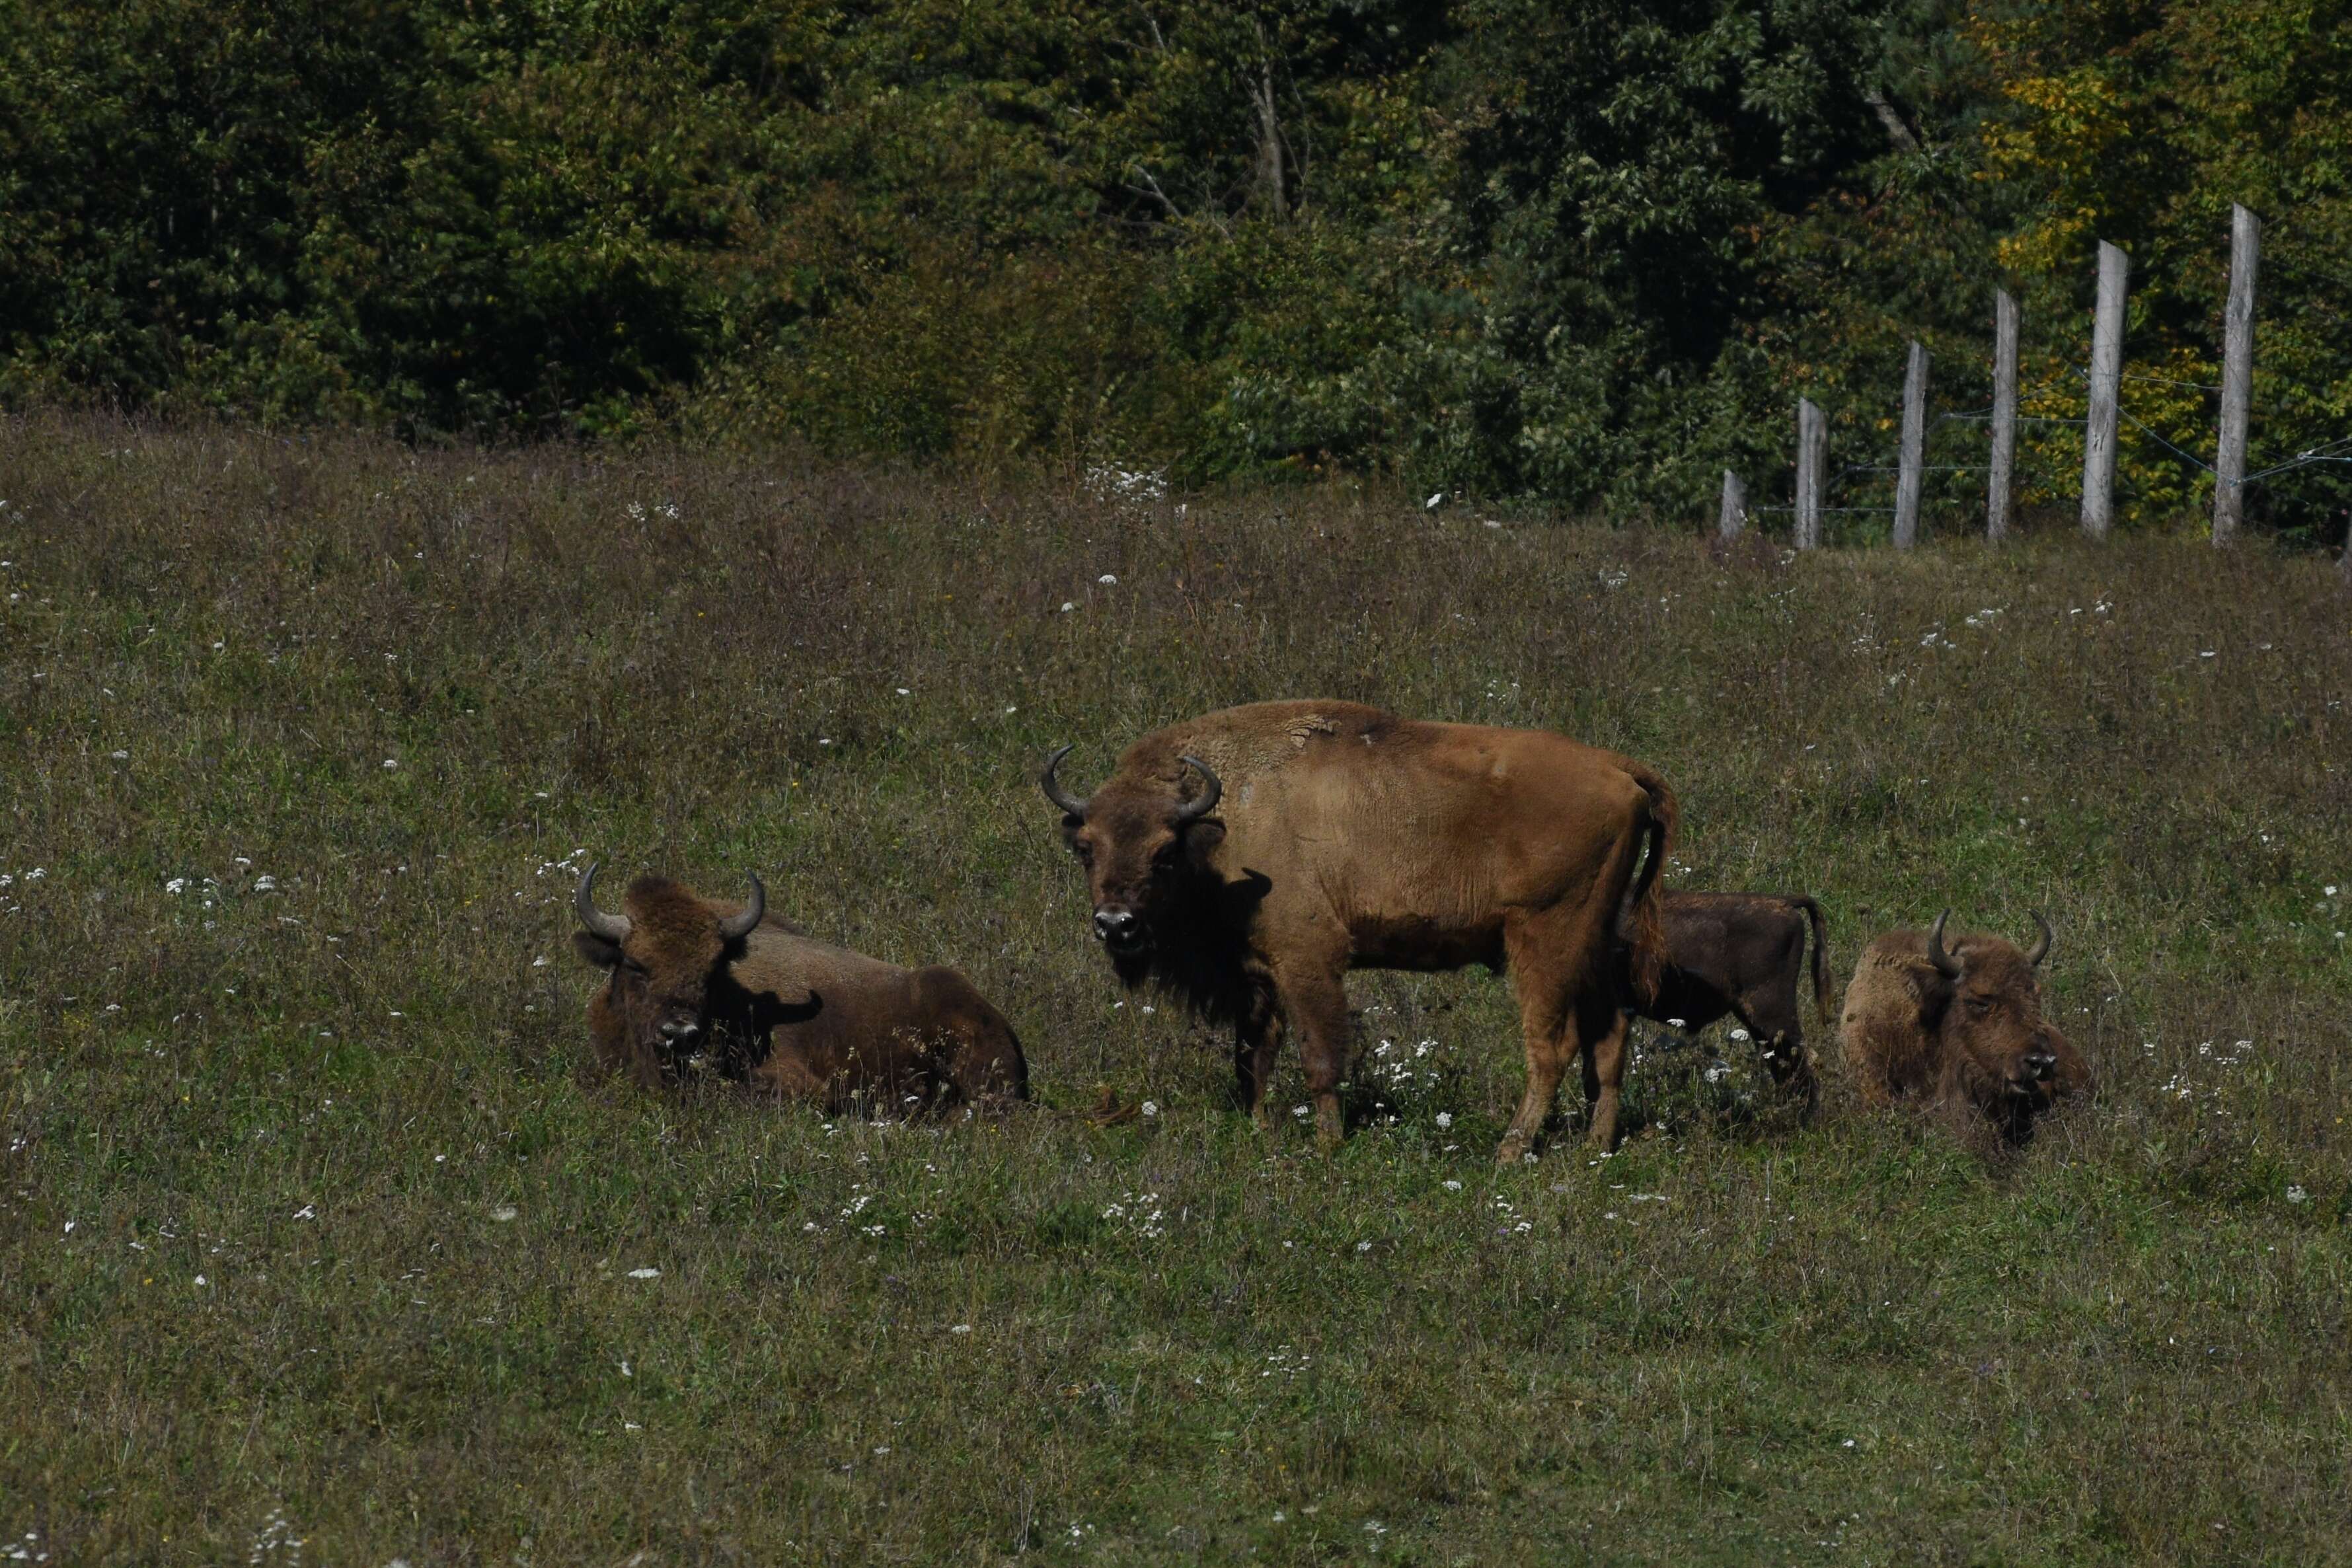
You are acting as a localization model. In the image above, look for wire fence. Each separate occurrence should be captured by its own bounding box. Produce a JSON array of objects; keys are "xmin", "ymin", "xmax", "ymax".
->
[{"xmin": 1729, "ymin": 213, "xmax": 2352, "ymax": 554}]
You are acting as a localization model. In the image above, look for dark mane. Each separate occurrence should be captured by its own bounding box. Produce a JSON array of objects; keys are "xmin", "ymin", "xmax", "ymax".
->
[{"xmin": 1114, "ymin": 865, "xmax": 1268, "ymax": 1029}]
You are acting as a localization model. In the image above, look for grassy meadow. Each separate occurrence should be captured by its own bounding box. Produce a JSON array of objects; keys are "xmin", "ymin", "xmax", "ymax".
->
[{"xmin": 3, "ymin": 414, "xmax": 2350, "ymax": 1564}]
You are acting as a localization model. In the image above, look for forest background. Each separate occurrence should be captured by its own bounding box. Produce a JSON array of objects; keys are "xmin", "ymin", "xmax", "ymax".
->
[{"xmin": 5, "ymin": 0, "xmax": 2351, "ymax": 542}]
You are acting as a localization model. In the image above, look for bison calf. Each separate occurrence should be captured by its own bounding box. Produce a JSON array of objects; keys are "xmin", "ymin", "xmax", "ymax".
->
[
  {"xmin": 1634, "ymin": 891, "xmax": 1830, "ymax": 1107},
  {"xmin": 1839, "ymin": 911, "xmax": 2088, "ymax": 1143},
  {"xmin": 572, "ymin": 865, "xmax": 1026, "ymax": 1113}
]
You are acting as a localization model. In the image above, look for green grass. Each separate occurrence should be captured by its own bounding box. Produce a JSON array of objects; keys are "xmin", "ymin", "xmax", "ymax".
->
[{"xmin": 3, "ymin": 414, "xmax": 2349, "ymax": 1565}]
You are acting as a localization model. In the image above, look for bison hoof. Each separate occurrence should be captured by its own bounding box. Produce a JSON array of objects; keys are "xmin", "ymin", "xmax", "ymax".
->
[
  {"xmin": 1314, "ymin": 1127, "xmax": 1345, "ymax": 1156},
  {"xmin": 1493, "ymin": 1135, "xmax": 1531, "ymax": 1167}
]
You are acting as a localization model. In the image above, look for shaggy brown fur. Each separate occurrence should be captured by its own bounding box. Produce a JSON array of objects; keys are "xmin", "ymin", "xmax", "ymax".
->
[
  {"xmin": 1839, "ymin": 916, "xmax": 2089, "ymax": 1144},
  {"xmin": 1043, "ymin": 700, "xmax": 1676, "ymax": 1161},
  {"xmin": 572, "ymin": 872, "xmax": 1026, "ymax": 1113},
  {"xmin": 1634, "ymin": 891, "xmax": 1831, "ymax": 1109}
]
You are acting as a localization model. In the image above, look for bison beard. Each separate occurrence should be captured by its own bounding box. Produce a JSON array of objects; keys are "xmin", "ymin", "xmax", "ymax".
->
[{"xmin": 1045, "ymin": 700, "xmax": 1677, "ymax": 1161}]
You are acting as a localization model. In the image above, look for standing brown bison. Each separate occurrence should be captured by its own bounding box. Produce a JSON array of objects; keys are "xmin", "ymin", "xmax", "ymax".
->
[
  {"xmin": 571, "ymin": 866, "xmax": 1026, "ymax": 1112},
  {"xmin": 1041, "ymin": 700, "xmax": 1676, "ymax": 1160},
  {"xmin": 1839, "ymin": 911, "xmax": 2089, "ymax": 1142},
  {"xmin": 1634, "ymin": 891, "xmax": 1831, "ymax": 1107}
]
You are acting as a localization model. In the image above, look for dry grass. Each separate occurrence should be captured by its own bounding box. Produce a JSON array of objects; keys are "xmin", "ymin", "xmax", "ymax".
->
[{"xmin": 3, "ymin": 413, "xmax": 2349, "ymax": 1565}]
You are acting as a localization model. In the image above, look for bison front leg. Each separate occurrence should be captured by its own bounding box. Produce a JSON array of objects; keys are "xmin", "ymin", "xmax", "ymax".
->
[
  {"xmin": 743, "ymin": 1047, "xmax": 830, "ymax": 1103},
  {"xmin": 1271, "ymin": 963, "xmax": 1351, "ymax": 1153},
  {"xmin": 1234, "ymin": 985, "xmax": 1285, "ymax": 1131}
]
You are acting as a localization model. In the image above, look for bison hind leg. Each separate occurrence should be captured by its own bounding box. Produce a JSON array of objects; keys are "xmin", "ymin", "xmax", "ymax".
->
[
  {"xmin": 1496, "ymin": 918, "xmax": 1609, "ymax": 1164},
  {"xmin": 906, "ymin": 967, "xmax": 1028, "ymax": 1109},
  {"xmin": 1494, "ymin": 986, "xmax": 1572, "ymax": 1165},
  {"xmin": 1737, "ymin": 998, "xmax": 1818, "ymax": 1114}
]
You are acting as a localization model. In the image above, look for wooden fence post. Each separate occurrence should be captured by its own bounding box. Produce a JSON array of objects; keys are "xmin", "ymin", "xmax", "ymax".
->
[
  {"xmin": 2214, "ymin": 204, "xmax": 2259, "ymax": 545},
  {"xmin": 1718, "ymin": 469, "xmax": 1745, "ymax": 539},
  {"xmin": 1893, "ymin": 340, "xmax": 1930, "ymax": 548},
  {"xmin": 2081, "ymin": 241, "xmax": 2129, "ymax": 538},
  {"xmin": 1796, "ymin": 398, "xmax": 1825, "ymax": 549},
  {"xmin": 1989, "ymin": 290, "xmax": 2019, "ymax": 541}
]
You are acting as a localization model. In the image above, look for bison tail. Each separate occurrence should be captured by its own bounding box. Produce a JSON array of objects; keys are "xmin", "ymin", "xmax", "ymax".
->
[
  {"xmin": 1613, "ymin": 761, "xmax": 1679, "ymax": 1006},
  {"xmin": 1789, "ymin": 895, "xmax": 1833, "ymax": 1024}
]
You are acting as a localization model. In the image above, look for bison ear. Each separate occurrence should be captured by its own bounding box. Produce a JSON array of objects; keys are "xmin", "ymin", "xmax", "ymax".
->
[
  {"xmin": 1180, "ymin": 818, "xmax": 1226, "ymax": 862},
  {"xmin": 573, "ymin": 930, "xmax": 624, "ymax": 970}
]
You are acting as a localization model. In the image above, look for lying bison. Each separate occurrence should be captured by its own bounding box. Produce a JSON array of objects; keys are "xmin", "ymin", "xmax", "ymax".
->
[
  {"xmin": 571, "ymin": 865, "xmax": 1026, "ymax": 1111},
  {"xmin": 1042, "ymin": 700, "xmax": 1675, "ymax": 1160},
  {"xmin": 1839, "ymin": 911, "xmax": 2088, "ymax": 1142},
  {"xmin": 1634, "ymin": 891, "xmax": 1831, "ymax": 1107}
]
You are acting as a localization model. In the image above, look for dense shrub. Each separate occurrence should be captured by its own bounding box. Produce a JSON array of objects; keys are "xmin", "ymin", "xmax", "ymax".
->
[{"xmin": 3, "ymin": 0, "xmax": 2349, "ymax": 537}]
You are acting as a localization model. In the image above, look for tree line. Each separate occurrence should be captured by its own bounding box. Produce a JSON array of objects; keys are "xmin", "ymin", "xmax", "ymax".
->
[{"xmin": 3, "ymin": 0, "xmax": 2348, "ymax": 539}]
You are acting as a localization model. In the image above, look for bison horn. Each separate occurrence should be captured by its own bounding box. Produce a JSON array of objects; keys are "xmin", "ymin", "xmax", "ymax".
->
[
  {"xmin": 1040, "ymin": 743, "xmax": 1089, "ymax": 819},
  {"xmin": 718, "ymin": 872, "xmax": 765, "ymax": 942},
  {"xmin": 1926, "ymin": 909, "xmax": 1963, "ymax": 979},
  {"xmin": 1172, "ymin": 755, "xmax": 1223, "ymax": 825},
  {"xmin": 573, "ymin": 863, "xmax": 632, "ymax": 944},
  {"xmin": 2024, "ymin": 910, "xmax": 2053, "ymax": 968}
]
